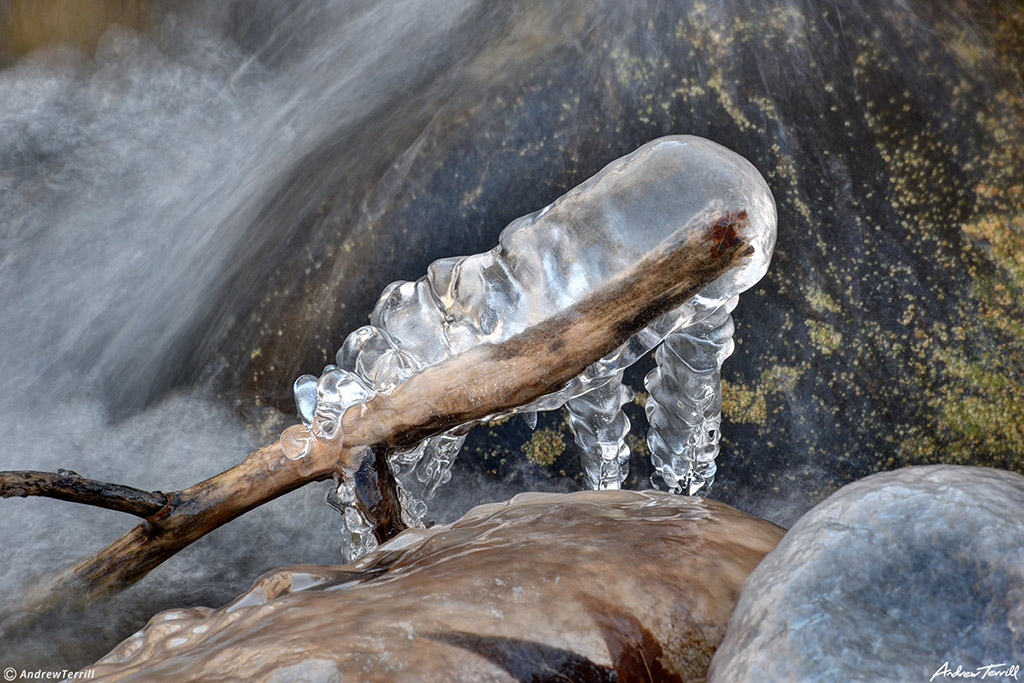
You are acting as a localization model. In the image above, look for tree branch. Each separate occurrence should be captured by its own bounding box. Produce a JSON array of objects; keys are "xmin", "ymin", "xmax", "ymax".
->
[
  {"xmin": 19, "ymin": 209, "xmax": 752, "ymax": 603},
  {"xmin": 0, "ymin": 469, "xmax": 168, "ymax": 517}
]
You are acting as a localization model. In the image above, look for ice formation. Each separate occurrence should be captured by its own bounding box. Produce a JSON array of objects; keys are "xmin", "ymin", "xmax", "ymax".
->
[{"xmin": 292, "ymin": 135, "xmax": 776, "ymax": 558}]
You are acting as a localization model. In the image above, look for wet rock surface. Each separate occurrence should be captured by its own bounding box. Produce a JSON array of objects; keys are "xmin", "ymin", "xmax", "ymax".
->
[
  {"xmin": 84, "ymin": 490, "xmax": 785, "ymax": 682},
  {"xmin": 709, "ymin": 465, "xmax": 1024, "ymax": 682}
]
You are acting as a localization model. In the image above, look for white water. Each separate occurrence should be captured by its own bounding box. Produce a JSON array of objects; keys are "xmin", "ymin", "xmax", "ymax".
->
[{"xmin": 0, "ymin": 0, "xmax": 510, "ymax": 668}]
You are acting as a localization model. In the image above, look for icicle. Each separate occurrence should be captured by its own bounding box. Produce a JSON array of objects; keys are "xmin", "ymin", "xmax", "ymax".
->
[
  {"xmin": 565, "ymin": 373, "xmax": 633, "ymax": 489},
  {"xmin": 645, "ymin": 300, "xmax": 737, "ymax": 495},
  {"xmin": 326, "ymin": 475, "xmax": 379, "ymax": 563}
]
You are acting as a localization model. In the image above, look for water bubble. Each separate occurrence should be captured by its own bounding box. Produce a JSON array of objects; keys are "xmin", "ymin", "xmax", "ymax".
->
[
  {"xmin": 280, "ymin": 424, "xmax": 313, "ymax": 461},
  {"xmin": 293, "ymin": 375, "xmax": 318, "ymax": 426}
]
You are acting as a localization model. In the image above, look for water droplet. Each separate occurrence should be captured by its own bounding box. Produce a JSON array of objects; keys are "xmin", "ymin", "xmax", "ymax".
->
[
  {"xmin": 281, "ymin": 424, "xmax": 313, "ymax": 460},
  {"xmin": 294, "ymin": 375, "xmax": 318, "ymax": 426}
]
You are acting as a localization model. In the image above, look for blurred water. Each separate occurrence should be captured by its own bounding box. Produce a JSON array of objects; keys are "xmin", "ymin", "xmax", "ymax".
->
[
  {"xmin": 0, "ymin": 0, "xmax": 515, "ymax": 668},
  {"xmin": 1, "ymin": 0, "xmax": 495, "ymax": 408}
]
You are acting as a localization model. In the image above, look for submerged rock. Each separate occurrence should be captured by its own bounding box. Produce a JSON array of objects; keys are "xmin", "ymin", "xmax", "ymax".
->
[
  {"xmin": 85, "ymin": 490, "xmax": 784, "ymax": 681},
  {"xmin": 709, "ymin": 465, "xmax": 1024, "ymax": 682}
]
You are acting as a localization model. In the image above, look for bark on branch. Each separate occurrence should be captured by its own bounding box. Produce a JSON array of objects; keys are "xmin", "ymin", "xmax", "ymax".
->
[
  {"xmin": 0, "ymin": 469, "xmax": 169, "ymax": 517},
  {"xmin": 8, "ymin": 210, "xmax": 752, "ymax": 603}
]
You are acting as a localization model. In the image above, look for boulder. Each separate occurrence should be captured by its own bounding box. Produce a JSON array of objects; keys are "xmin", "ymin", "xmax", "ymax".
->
[
  {"xmin": 85, "ymin": 490, "xmax": 784, "ymax": 682},
  {"xmin": 709, "ymin": 465, "xmax": 1024, "ymax": 682}
]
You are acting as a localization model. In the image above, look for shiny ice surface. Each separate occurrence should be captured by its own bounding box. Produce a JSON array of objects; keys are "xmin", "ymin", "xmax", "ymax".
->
[{"xmin": 86, "ymin": 490, "xmax": 786, "ymax": 682}]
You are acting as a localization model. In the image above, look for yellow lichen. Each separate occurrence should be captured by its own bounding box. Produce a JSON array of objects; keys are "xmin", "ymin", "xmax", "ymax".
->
[
  {"xmin": 762, "ymin": 364, "xmax": 803, "ymax": 393},
  {"xmin": 521, "ymin": 427, "xmax": 565, "ymax": 467},
  {"xmin": 721, "ymin": 378, "xmax": 767, "ymax": 424},
  {"xmin": 806, "ymin": 287, "xmax": 842, "ymax": 314},
  {"xmin": 807, "ymin": 319, "xmax": 843, "ymax": 354},
  {"xmin": 625, "ymin": 432, "xmax": 650, "ymax": 460}
]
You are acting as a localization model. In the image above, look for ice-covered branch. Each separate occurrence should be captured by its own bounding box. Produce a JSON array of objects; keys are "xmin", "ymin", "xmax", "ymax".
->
[
  {"xmin": 15, "ymin": 208, "xmax": 752, "ymax": 603},
  {"xmin": 296, "ymin": 136, "xmax": 776, "ymax": 556}
]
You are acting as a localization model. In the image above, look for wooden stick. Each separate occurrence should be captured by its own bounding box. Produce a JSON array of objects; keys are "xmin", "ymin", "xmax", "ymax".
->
[
  {"xmin": 0, "ymin": 469, "xmax": 169, "ymax": 517},
  {"xmin": 14, "ymin": 209, "xmax": 752, "ymax": 602},
  {"xmin": 345, "ymin": 445, "xmax": 408, "ymax": 543}
]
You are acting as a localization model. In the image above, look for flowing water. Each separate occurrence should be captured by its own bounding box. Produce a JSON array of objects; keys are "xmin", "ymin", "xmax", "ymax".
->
[{"xmin": 0, "ymin": 0, "xmax": 538, "ymax": 669}]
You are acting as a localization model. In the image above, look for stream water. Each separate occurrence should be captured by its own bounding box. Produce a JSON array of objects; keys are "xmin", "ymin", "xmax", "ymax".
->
[{"xmin": 0, "ymin": 1, "xmax": 631, "ymax": 669}]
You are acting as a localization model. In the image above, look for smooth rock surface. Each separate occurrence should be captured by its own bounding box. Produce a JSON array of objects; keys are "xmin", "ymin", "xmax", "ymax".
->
[
  {"xmin": 709, "ymin": 465, "xmax": 1024, "ymax": 682},
  {"xmin": 84, "ymin": 490, "xmax": 784, "ymax": 682}
]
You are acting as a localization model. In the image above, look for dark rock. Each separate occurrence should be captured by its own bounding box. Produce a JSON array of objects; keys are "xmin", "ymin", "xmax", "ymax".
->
[{"xmin": 709, "ymin": 465, "xmax": 1024, "ymax": 682}]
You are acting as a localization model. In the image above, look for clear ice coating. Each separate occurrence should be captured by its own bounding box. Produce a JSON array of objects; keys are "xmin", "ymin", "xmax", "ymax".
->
[
  {"xmin": 325, "ymin": 474, "xmax": 379, "ymax": 562},
  {"xmin": 294, "ymin": 135, "xmax": 777, "ymax": 543}
]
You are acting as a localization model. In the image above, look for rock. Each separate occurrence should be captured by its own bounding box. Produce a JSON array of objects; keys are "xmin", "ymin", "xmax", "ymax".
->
[
  {"xmin": 709, "ymin": 465, "xmax": 1024, "ymax": 682},
  {"xmin": 84, "ymin": 490, "xmax": 784, "ymax": 682}
]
